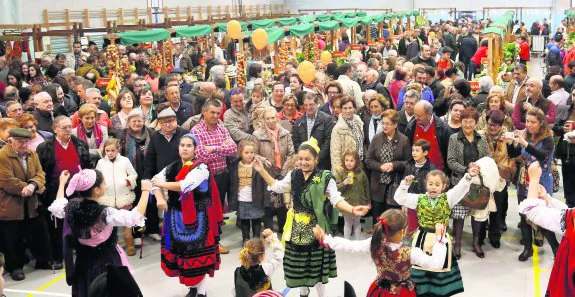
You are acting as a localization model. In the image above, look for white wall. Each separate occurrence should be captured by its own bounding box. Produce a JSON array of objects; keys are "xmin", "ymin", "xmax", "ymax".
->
[{"xmin": 3, "ymin": 0, "xmax": 283, "ymax": 25}]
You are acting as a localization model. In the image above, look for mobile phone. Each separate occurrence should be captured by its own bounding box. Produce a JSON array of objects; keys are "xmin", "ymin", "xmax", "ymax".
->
[{"xmin": 504, "ymin": 132, "xmax": 514, "ymax": 139}]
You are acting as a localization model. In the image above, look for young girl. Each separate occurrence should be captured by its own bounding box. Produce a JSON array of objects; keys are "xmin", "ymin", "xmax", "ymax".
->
[
  {"xmin": 394, "ymin": 165, "xmax": 479, "ymax": 297},
  {"xmin": 313, "ymin": 209, "xmax": 447, "ymax": 296},
  {"xmin": 96, "ymin": 138, "xmax": 139, "ymax": 256},
  {"xmin": 334, "ymin": 150, "xmax": 370, "ymax": 240},
  {"xmin": 230, "ymin": 140, "xmax": 266, "ymax": 244},
  {"xmin": 248, "ymin": 85, "xmax": 270, "ymax": 131},
  {"xmin": 234, "ymin": 229, "xmax": 285, "ymax": 297},
  {"xmin": 48, "ymin": 169, "xmax": 150, "ymax": 297}
]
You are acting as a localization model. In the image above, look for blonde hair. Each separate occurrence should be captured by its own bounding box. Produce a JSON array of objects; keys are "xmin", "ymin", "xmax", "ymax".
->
[
  {"xmin": 238, "ymin": 139, "xmax": 256, "ymax": 158},
  {"xmin": 103, "ymin": 137, "xmax": 120, "ymax": 149},
  {"xmin": 239, "ymin": 238, "xmax": 265, "ymax": 268},
  {"xmin": 78, "ymin": 104, "xmax": 98, "ymax": 119}
]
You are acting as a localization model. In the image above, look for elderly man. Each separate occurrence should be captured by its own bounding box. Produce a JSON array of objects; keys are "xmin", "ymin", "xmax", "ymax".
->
[
  {"xmin": 398, "ymin": 89, "xmax": 420, "ymax": 134},
  {"xmin": 410, "ymin": 44, "xmax": 437, "ymax": 67},
  {"xmin": 362, "ymin": 69, "xmax": 389, "ymax": 98},
  {"xmin": 548, "ymin": 75, "xmax": 570, "ymax": 106},
  {"xmin": 37, "ymin": 116, "xmax": 91, "ymax": 272},
  {"xmin": 444, "ymin": 26, "xmax": 459, "ymax": 58},
  {"xmin": 505, "ymin": 64, "xmax": 529, "ymax": 105},
  {"xmin": 5, "ymin": 101, "xmax": 23, "ymax": 119},
  {"xmin": 173, "ymin": 44, "xmax": 192, "ymax": 72},
  {"xmin": 0, "ymin": 128, "xmax": 55, "ymax": 281},
  {"xmin": 165, "ymin": 85, "xmax": 193, "ymax": 126},
  {"xmin": 337, "ymin": 63, "xmax": 364, "ymax": 109},
  {"xmin": 71, "ymin": 88, "xmax": 112, "ymax": 128},
  {"xmin": 512, "ymin": 78, "xmax": 556, "ymax": 130},
  {"xmin": 192, "ymin": 99, "xmax": 238, "ymax": 254},
  {"xmin": 404, "ymin": 100, "xmax": 450, "ymax": 170},
  {"xmin": 33, "ymin": 92, "xmax": 56, "ymax": 133},
  {"xmin": 223, "ymin": 88, "xmax": 255, "ymax": 143},
  {"xmin": 292, "ymin": 93, "xmax": 334, "ymax": 169}
]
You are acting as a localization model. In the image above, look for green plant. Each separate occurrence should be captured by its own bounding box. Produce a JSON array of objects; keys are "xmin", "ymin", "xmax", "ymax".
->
[{"xmin": 503, "ymin": 43, "xmax": 518, "ymax": 60}]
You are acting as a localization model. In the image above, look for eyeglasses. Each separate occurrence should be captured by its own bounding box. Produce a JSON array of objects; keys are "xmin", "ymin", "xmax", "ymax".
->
[{"xmin": 487, "ymin": 122, "xmax": 501, "ymax": 128}]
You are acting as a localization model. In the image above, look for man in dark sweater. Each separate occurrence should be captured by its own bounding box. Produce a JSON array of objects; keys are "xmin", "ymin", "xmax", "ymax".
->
[
  {"xmin": 143, "ymin": 108, "xmax": 187, "ymax": 240},
  {"xmin": 165, "ymin": 85, "xmax": 193, "ymax": 126},
  {"xmin": 33, "ymin": 92, "xmax": 57, "ymax": 133},
  {"xmin": 410, "ymin": 45, "xmax": 437, "ymax": 67},
  {"xmin": 564, "ymin": 60, "xmax": 575, "ymax": 92}
]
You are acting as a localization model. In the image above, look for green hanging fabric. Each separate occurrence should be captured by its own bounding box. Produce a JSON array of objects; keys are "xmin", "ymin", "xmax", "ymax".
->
[
  {"xmin": 216, "ymin": 22, "xmax": 248, "ymax": 32},
  {"xmin": 345, "ymin": 12, "xmax": 356, "ymax": 18},
  {"xmin": 317, "ymin": 14, "xmax": 333, "ymax": 22},
  {"xmin": 278, "ymin": 17, "xmax": 298, "ymax": 26},
  {"xmin": 333, "ymin": 14, "xmax": 346, "ymax": 21},
  {"xmin": 316, "ymin": 21, "xmax": 340, "ymax": 32},
  {"xmin": 174, "ymin": 25, "xmax": 213, "ymax": 38},
  {"xmin": 251, "ymin": 19, "xmax": 275, "ymax": 29},
  {"xmin": 356, "ymin": 12, "xmax": 367, "ymax": 17},
  {"xmin": 373, "ymin": 15, "xmax": 385, "ymax": 23},
  {"xmin": 289, "ymin": 23, "xmax": 315, "ymax": 37},
  {"xmin": 265, "ymin": 27, "xmax": 286, "ymax": 44},
  {"xmin": 359, "ymin": 16, "xmax": 373, "ymax": 25},
  {"xmin": 340, "ymin": 18, "xmax": 358, "ymax": 28},
  {"xmin": 119, "ymin": 29, "xmax": 170, "ymax": 45},
  {"xmin": 298, "ymin": 15, "xmax": 317, "ymax": 23}
]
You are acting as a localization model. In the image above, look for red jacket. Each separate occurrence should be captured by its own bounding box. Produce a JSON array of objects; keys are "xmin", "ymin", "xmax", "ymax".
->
[
  {"xmin": 519, "ymin": 41, "xmax": 530, "ymax": 61},
  {"xmin": 471, "ymin": 46, "xmax": 488, "ymax": 65}
]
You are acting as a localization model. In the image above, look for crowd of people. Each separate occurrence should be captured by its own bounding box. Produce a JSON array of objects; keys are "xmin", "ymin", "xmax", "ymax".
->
[{"xmin": 0, "ymin": 14, "xmax": 574, "ymax": 297}]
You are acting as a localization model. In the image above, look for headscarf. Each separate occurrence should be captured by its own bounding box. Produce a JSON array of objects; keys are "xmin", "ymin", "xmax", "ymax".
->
[{"xmin": 66, "ymin": 168, "xmax": 97, "ymax": 196}]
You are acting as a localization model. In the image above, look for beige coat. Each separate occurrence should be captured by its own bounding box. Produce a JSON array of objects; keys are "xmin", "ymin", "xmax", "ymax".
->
[
  {"xmin": 330, "ymin": 114, "xmax": 364, "ymax": 170},
  {"xmin": 252, "ymin": 126, "xmax": 295, "ymax": 171}
]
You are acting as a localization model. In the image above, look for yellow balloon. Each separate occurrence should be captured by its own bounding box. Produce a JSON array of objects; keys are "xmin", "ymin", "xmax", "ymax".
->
[
  {"xmin": 320, "ymin": 51, "xmax": 332, "ymax": 65},
  {"xmin": 252, "ymin": 29, "xmax": 269, "ymax": 50},
  {"xmin": 297, "ymin": 61, "xmax": 316, "ymax": 84},
  {"xmin": 227, "ymin": 20, "xmax": 242, "ymax": 39}
]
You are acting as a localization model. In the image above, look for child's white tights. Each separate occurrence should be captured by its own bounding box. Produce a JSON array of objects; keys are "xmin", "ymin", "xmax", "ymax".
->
[
  {"xmin": 190, "ymin": 277, "xmax": 207, "ymax": 294},
  {"xmin": 343, "ymin": 214, "xmax": 362, "ymax": 240},
  {"xmin": 300, "ymin": 283, "xmax": 326, "ymax": 297}
]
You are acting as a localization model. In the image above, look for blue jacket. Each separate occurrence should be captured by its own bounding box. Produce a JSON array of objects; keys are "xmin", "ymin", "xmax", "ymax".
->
[{"xmin": 397, "ymin": 82, "xmax": 435, "ymax": 108}]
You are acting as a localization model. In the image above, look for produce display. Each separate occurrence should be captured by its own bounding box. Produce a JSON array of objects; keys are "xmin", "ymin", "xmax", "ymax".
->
[
  {"xmin": 277, "ymin": 41, "xmax": 289, "ymax": 70},
  {"xmin": 303, "ymin": 34, "xmax": 319, "ymax": 62},
  {"xmin": 105, "ymin": 45, "xmax": 120, "ymax": 76},
  {"xmin": 237, "ymin": 53, "xmax": 246, "ymax": 89}
]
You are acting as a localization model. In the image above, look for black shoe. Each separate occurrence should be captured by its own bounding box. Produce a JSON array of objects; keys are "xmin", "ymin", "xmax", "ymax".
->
[
  {"xmin": 489, "ymin": 240, "xmax": 501, "ymax": 249},
  {"xmin": 454, "ymin": 252, "xmax": 461, "ymax": 260},
  {"xmin": 186, "ymin": 287, "xmax": 197, "ymax": 297},
  {"xmin": 518, "ymin": 248, "xmax": 534, "ymax": 262},
  {"xmin": 501, "ymin": 222, "xmax": 507, "ymax": 232},
  {"xmin": 535, "ymin": 239, "xmax": 544, "ymax": 247},
  {"xmin": 10, "ymin": 269, "xmax": 25, "ymax": 281},
  {"xmin": 473, "ymin": 246, "xmax": 485, "ymax": 258}
]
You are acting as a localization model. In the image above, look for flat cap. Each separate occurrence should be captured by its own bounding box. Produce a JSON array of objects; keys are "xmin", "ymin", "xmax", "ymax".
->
[
  {"xmin": 156, "ymin": 108, "xmax": 177, "ymax": 119},
  {"xmin": 9, "ymin": 128, "xmax": 33, "ymax": 139}
]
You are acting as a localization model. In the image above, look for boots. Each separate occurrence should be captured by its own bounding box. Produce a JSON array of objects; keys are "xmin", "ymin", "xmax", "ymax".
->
[
  {"xmin": 240, "ymin": 219, "xmax": 251, "ymax": 243},
  {"xmin": 471, "ymin": 218, "xmax": 485, "ymax": 258},
  {"xmin": 453, "ymin": 219, "xmax": 464, "ymax": 260},
  {"xmin": 519, "ymin": 221, "xmax": 533, "ymax": 262},
  {"xmin": 251, "ymin": 219, "xmax": 262, "ymax": 238},
  {"xmin": 124, "ymin": 227, "xmax": 136, "ymax": 256},
  {"xmin": 542, "ymin": 229, "xmax": 560, "ymax": 256}
]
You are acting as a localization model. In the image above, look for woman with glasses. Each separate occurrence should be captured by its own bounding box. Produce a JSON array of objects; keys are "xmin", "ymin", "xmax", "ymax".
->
[
  {"xmin": 447, "ymin": 107, "xmax": 492, "ymax": 259},
  {"xmin": 16, "ymin": 113, "xmax": 53, "ymax": 150},
  {"xmin": 277, "ymin": 94, "xmax": 302, "ymax": 133},
  {"xmin": 320, "ymin": 81, "xmax": 343, "ymax": 116},
  {"xmin": 110, "ymin": 91, "xmax": 136, "ymax": 136},
  {"xmin": 72, "ymin": 104, "xmax": 109, "ymax": 165},
  {"xmin": 134, "ymin": 88, "xmax": 156, "ymax": 126},
  {"xmin": 476, "ymin": 94, "xmax": 513, "ymax": 131}
]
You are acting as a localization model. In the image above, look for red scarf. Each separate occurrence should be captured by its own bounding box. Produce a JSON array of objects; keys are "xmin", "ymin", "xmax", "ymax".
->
[{"xmin": 77, "ymin": 123, "xmax": 103, "ymax": 148}]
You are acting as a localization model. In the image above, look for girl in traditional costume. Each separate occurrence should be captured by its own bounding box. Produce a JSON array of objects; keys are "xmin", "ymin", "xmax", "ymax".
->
[
  {"xmin": 233, "ymin": 229, "xmax": 284, "ymax": 297},
  {"xmin": 48, "ymin": 169, "xmax": 149, "ymax": 297},
  {"xmin": 394, "ymin": 165, "xmax": 479, "ymax": 297},
  {"xmin": 253, "ymin": 138, "xmax": 370, "ymax": 297},
  {"xmin": 312, "ymin": 209, "xmax": 448, "ymax": 297},
  {"xmin": 150, "ymin": 133, "xmax": 223, "ymax": 297},
  {"xmin": 519, "ymin": 162, "xmax": 575, "ymax": 297}
]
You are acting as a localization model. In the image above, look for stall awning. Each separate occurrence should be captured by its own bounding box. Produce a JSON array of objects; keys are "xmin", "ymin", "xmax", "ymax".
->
[
  {"xmin": 216, "ymin": 22, "xmax": 248, "ymax": 32},
  {"xmin": 340, "ymin": 18, "xmax": 359, "ymax": 28},
  {"xmin": 174, "ymin": 25, "xmax": 213, "ymax": 38},
  {"xmin": 266, "ymin": 27, "xmax": 287, "ymax": 44},
  {"xmin": 316, "ymin": 21, "xmax": 340, "ymax": 32},
  {"xmin": 317, "ymin": 14, "xmax": 334, "ymax": 22},
  {"xmin": 359, "ymin": 16, "xmax": 374, "ymax": 25},
  {"xmin": 356, "ymin": 12, "xmax": 367, "ymax": 17},
  {"xmin": 278, "ymin": 17, "xmax": 298, "ymax": 26},
  {"xmin": 251, "ymin": 19, "xmax": 275, "ymax": 29},
  {"xmin": 119, "ymin": 29, "xmax": 171, "ymax": 44},
  {"xmin": 298, "ymin": 15, "xmax": 317, "ymax": 23},
  {"xmin": 373, "ymin": 15, "xmax": 385, "ymax": 23},
  {"xmin": 333, "ymin": 14, "xmax": 346, "ymax": 21},
  {"xmin": 289, "ymin": 23, "xmax": 315, "ymax": 36},
  {"xmin": 481, "ymin": 27, "xmax": 505, "ymax": 37}
]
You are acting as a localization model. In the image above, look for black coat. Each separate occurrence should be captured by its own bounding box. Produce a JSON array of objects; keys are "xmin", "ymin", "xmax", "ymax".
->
[
  {"xmin": 404, "ymin": 115, "xmax": 451, "ymax": 167},
  {"xmin": 228, "ymin": 159, "xmax": 267, "ymax": 211},
  {"xmin": 36, "ymin": 136, "xmax": 92, "ymax": 205},
  {"xmin": 33, "ymin": 109, "xmax": 56, "ymax": 133},
  {"xmin": 175, "ymin": 100, "xmax": 194, "ymax": 126},
  {"xmin": 292, "ymin": 110, "xmax": 334, "ymax": 170},
  {"xmin": 143, "ymin": 127, "xmax": 187, "ymax": 179},
  {"xmin": 403, "ymin": 158, "xmax": 435, "ymax": 194},
  {"xmin": 397, "ymin": 109, "xmax": 413, "ymax": 136},
  {"xmin": 459, "ymin": 35, "xmax": 478, "ymax": 63}
]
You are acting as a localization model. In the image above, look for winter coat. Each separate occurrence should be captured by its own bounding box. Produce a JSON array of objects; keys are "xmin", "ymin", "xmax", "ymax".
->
[
  {"xmin": 478, "ymin": 128, "xmax": 516, "ymax": 183},
  {"xmin": 228, "ymin": 159, "xmax": 267, "ymax": 211},
  {"xmin": 95, "ymin": 155, "xmax": 138, "ymax": 209},
  {"xmin": 330, "ymin": 114, "xmax": 364, "ymax": 170},
  {"xmin": 333, "ymin": 168, "xmax": 370, "ymax": 206},
  {"xmin": 292, "ymin": 110, "xmax": 334, "ymax": 170},
  {"xmin": 0, "ymin": 146, "xmax": 45, "ymax": 220},
  {"xmin": 447, "ymin": 131, "xmax": 491, "ymax": 186},
  {"xmin": 252, "ymin": 126, "xmax": 295, "ymax": 170},
  {"xmin": 459, "ymin": 34, "xmax": 478, "ymax": 63},
  {"xmin": 402, "ymin": 158, "xmax": 434, "ymax": 194},
  {"xmin": 223, "ymin": 107, "xmax": 256, "ymax": 143}
]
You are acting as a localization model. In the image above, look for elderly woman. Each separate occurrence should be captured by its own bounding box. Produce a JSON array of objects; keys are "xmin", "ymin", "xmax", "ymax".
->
[
  {"xmin": 447, "ymin": 107, "xmax": 491, "ymax": 259},
  {"xmin": 476, "ymin": 93, "xmax": 513, "ymax": 131},
  {"xmin": 442, "ymin": 98, "xmax": 466, "ymax": 135},
  {"xmin": 253, "ymin": 106, "xmax": 295, "ymax": 232},
  {"xmin": 474, "ymin": 76, "xmax": 495, "ymax": 112},
  {"xmin": 331, "ymin": 96, "xmax": 365, "ymax": 170},
  {"xmin": 366, "ymin": 109, "xmax": 410, "ymax": 225},
  {"xmin": 363, "ymin": 94, "xmax": 390, "ymax": 153},
  {"xmin": 479, "ymin": 110, "xmax": 516, "ymax": 246},
  {"xmin": 16, "ymin": 113, "xmax": 53, "ymax": 150},
  {"xmin": 320, "ymin": 81, "xmax": 343, "ymax": 116},
  {"xmin": 134, "ymin": 88, "xmax": 156, "ymax": 126},
  {"xmin": 507, "ymin": 107, "xmax": 559, "ymax": 262},
  {"xmin": 72, "ymin": 104, "xmax": 109, "ymax": 164},
  {"xmin": 277, "ymin": 93, "xmax": 302, "ymax": 133},
  {"xmin": 110, "ymin": 91, "xmax": 135, "ymax": 136}
]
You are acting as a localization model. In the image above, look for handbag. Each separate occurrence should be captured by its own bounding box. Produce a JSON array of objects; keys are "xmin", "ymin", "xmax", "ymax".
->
[
  {"xmin": 460, "ymin": 175, "xmax": 490, "ymax": 210},
  {"xmin": 384, "ymin": 175, "xmax": 401, "ymax": 207}
]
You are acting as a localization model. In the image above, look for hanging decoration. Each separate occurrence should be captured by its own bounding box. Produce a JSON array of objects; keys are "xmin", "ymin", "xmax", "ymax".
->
[
  {"xmin": 297, "ymin": 60, "xmax": 316, "ymax": 84},
  {"xmin": 252, "ymin": 29, "xmax": 269, "ymax": 50},
  {"xmin": 227, "ymin": 20, "xmax": 243, "ymax": 39}
]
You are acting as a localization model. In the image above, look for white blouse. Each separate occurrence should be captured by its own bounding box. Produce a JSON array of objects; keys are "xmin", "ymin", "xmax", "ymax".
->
[
  {"xmin": 151, "ymin": 163, "xmax": 210, "ymax": 193},
  {"xmin": 268, "ymin": 172, "xmax": 344, "ymax": 207},
  {"xmin": 394, "ymin": 173, "xmax": 473, "ymax": 210},
  {"xmin": 518, "ymin": 198, "xmax": 568, "ymax": 235},
  {"xmin": 48, "ymin": 198, "xmax": 146, "ymax": 227},
  {"xmin": 323, "ymin": 234, "xmax": 447, "ymax": 270}
]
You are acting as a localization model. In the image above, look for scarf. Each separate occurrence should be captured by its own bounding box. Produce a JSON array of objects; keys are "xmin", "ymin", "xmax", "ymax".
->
[
  {"xmin": 378, "ymin": 138, "xmax": 395, "ymax": 184},
  {"xmin": 124, "ymin": 128, "xmax": 150, "ymax": 167},
  {"xmin": 265, "ymin": 125, "xmax": 282, "ymax": 169},
  {"xmin": 77, "ymin": 123, "xmax": 103, "ymax": 148},
  {"xmin": 344, "ymin": 117, "xmax": 364, "ymax": 159}
]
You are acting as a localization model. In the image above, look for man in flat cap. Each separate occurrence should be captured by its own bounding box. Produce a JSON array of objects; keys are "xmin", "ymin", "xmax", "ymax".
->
[
  {"xmin": 0, "ymin": 128, "xmax": 58, "ymax": 281},
  {"xmin": 143, "ymin": 106, "xmax": 188, "ymax": 241}
]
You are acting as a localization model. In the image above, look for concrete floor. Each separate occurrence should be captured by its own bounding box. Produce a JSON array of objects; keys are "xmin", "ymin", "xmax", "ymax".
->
[{"xmin": 3, "ymin": 58, "xmax": 559, "ymax": 297}]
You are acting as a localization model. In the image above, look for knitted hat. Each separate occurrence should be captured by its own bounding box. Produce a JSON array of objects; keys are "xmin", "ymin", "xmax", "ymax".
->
[{"xmin": 66, "ymin": 168, "xmax": 98, "ymax": 196}]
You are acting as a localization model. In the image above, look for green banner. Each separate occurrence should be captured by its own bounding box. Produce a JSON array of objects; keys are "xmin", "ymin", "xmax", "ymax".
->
[
  {"xmin": 356, "ymin": 12, "xmax": 367, "ymax": 17},
  {"xmin": 333, "ymin": 14, "xmax": 346, "ymax": 21},
  {"xmin": 266, "ymin": 27, "xmax": 286, "ymax": 44},
  {"xmin": 251, "ymin": 19, "xmax": 275, "ymax": 29},
  {"xmin": 340, "ymin": 18, "xmax": 359, "ymax": 28},
  {"xmin": 289, "ymin": 23, "xmax": 315, "ymax": 36},
  {"xmin": 316, "ymin": 21, "xmax": 340, "ymax": 32},
  {"xmin": 277, "ymin": 17, "xmax": 298, "ymax": 26},
  {"xmin": 298, "ymin": 15, "xmax": 317, "ymax": 23},
  {"xmin": 174, "ymin": 25, "xmax": 213, "ymax": 38},
  {"xmin": 119, "ymin": 29, "xmax": 170, "ymax": 44},
  {"xmin": 359, "ymin": 16, "xmax": 373, "ymax": 25},
  {"xmin": 317, "ymin": 14, "xmax": 333, "ymax": 21},
  {"xmin": 216, "ymin": 22, "xmax": 248, "ymax": 32}
]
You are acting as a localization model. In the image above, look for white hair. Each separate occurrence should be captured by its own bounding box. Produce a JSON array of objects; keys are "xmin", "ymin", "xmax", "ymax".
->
[
  {"xmin": 62, "ymin": 68, "xmax": 75, "ymax": 76},
  {"xmin": 33, "ymin": 91, "xmax": 52, "ymax": 103},
  {"xmin": 85, "ymin": 88, "xmax": 101, "ymax": 97},
  {"xmin": 388, "ymin": 50, "xmax": 398, "ymax": 57},
  {"xmin": 479, "ymin": 76, "xmax": 495, "ymax": 93}
]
